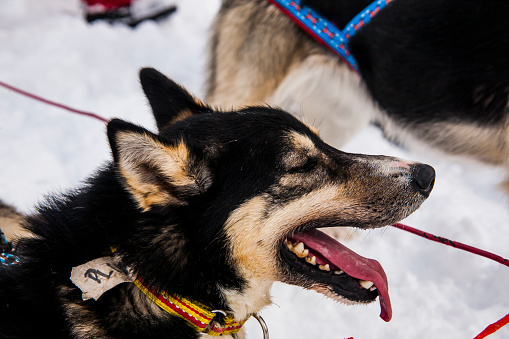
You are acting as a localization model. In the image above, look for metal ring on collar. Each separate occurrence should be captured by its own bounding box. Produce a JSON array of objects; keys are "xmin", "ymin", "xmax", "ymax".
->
[
  {"xmin": 232, "ymin": 313, "xmax": 269, "ymax": 339},
  {"xmin": 211, "ymin": 309, "xmax": 228, "ymax": 317}
]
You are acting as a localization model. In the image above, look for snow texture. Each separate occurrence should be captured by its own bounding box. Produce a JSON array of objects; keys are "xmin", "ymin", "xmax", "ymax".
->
[{"xmin": 0, "ymin": 1, "xmax": 508, "ymax": 338}]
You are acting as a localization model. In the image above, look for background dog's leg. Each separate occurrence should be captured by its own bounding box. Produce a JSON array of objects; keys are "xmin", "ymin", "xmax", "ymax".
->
[{"xmin": 267, "ymin": 55, "xmax": 376, "ymax": 148}]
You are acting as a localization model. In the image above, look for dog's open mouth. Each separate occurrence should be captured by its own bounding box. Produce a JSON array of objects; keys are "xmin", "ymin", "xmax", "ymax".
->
[{"xmin": 281, "ymin": 229, "xmax": 392, "ymax": 322}]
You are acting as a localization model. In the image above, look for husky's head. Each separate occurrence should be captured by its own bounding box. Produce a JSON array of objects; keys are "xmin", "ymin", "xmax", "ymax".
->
[{"xmin": 107, "ymin": 68, "xmax": 434, "ymax": 325}]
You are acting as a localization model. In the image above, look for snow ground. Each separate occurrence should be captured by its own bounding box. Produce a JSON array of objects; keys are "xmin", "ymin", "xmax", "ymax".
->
[{"xmin": 0, "ymin": 0, "xmax": 508, "ymax": 338}]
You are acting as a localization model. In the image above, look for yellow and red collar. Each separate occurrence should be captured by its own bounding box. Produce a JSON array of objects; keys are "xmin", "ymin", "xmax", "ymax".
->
[{"xmin": 134, "ymin": 278, "xmax": 248, "ymax": 336}]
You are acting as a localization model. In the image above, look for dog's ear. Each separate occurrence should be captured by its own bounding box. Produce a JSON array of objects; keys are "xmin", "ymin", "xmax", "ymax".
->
[
  {"xmin": 139, "ymin": 68, "xmax": 209, "ymax": 132},
  {"xmin": 107, "ymin": 119, "xmax": 212, "ymax": 211}
]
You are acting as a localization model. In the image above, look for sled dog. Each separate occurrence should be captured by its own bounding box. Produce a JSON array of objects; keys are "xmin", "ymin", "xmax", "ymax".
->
[
  {"xmin": 0, "ymin": 68, "xmax": 434, "ymax": 338},
  {"xmin": 207, "ymin": 0, "xmax": 509, "ymax": 187}
]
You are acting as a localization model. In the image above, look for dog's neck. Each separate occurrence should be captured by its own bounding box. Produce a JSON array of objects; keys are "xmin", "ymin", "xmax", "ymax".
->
[
  {"xmin": 77, "ymin": 167, "xmax": 270, "ymax": 336},
  {"xmin": 222, "ymin": 278, "xmax": 274, "ymax": 320}
]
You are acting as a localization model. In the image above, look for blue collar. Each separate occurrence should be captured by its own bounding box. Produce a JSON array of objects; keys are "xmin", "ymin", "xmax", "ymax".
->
[{"xmin": 269, "ymin": 0, "xmax": 393, "ymax": 73}]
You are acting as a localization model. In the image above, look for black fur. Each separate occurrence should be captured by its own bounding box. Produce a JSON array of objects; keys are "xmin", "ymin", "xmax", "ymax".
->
[
  {"xmin": 305, "ymin": 0, "xmax": 509, "ymax": 126},
  {"xmin": 139, "ymin": 68, "xmax": 208, "ymax": 131}
]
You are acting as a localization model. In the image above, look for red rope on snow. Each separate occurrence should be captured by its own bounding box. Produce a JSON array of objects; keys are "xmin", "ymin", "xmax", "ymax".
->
[
  {"xmin": 474, "ymin": 313, "xmax": 509, "ymax": 339},
  {"xmin": 0, "ymin": 81, "xmax": 109, "ymax": 123},
  {"xmin": 392, "ymin": 223, "xmax": 509, "ymax": 268},
  {"xmin": 392, "ymin": 223, "xmax": 509, "ymax": 338}
]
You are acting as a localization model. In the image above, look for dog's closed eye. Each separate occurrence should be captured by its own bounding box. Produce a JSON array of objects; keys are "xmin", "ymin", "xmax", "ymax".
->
[{"xmin": 288, "ymin": 158, "xmax": 318, "ymax": 174}]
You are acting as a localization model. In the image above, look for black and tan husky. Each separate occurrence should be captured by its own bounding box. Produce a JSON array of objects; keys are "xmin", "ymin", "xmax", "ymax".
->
[
  {"xmin": 207, "ymin": 0, "xmax": 509, "ymax": 190},
  {"xmin": 0, "ymin": 68, "xmax": 434, "ymax": 338}
]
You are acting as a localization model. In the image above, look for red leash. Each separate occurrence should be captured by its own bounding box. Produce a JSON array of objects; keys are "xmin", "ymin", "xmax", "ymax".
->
[
  {"xmin": 392, "ymin": 223, "xmax": 509, "ymax": 268},
  {"xmin": 393, "ymin": 223, "xmax": 509, "ymax": 338},
  {"xmin": 0, "ymin": 81, "xmax": 108, "ymax": 123}
]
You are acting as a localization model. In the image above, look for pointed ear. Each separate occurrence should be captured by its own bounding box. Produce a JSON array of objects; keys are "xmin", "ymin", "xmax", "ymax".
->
[
  {"xmin": 107, "ymin": 119, "xmax": 212, "ymax": 211},
  {"xmin": 139, "ymin": 68, "xmax": 209, "ymax": 132}
]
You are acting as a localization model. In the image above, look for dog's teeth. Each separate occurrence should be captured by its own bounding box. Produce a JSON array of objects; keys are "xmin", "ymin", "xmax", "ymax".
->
[
  {"xmin": 370, "ymin": 286, "xmax": 377, "ymax": 292},
  {"xmin": 294, "ymin": 242, "xmax": 304, "ymax": 253},
  {"xmin": 334, "ymin": 270, "xmax": 344, "ymax": 275},
  {"xmin": 359, "ymin": 280, "xmax": 374, "ymax": 290},
  {"xmin": 293, "ymin": 242, "xmax": 308, "ymax": 258},
  {"xmin": 318, "ymin": 264, "xmax": 330, "ymax": 271},
  {"xmin": 305, "ymin": 256, "xmax": 316, "ymax": 265}
]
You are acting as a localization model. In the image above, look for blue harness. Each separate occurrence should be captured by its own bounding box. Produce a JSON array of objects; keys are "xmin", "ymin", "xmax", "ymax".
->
[
  {"xmin": 268, "ymin": 0, "xmax": 393, "ymax": 73},
  {"xmin": 0, "ymin": 229, "xmax": 19, "ymax": 266}
]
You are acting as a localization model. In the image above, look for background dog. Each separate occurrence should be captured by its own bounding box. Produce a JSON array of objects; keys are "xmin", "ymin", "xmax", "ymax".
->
[
  {"xmin": 0, "ymin": 68, "xmax": 434, "ymax": 338},
  {"xmin": 207, "ymin": 0, "xmax": 509, "ymax": 190}
]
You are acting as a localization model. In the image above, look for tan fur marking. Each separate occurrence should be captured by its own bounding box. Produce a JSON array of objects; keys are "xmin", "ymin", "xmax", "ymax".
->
[
  {"xmin": 116, "ymin": 132, "xmax": 198, "ymax": 211},
  {"xmin": 226, "ymin": 196, "xmax": 277, "ymax": 278},
  {"xmin": 282, "ymin": 131, "xmax": 322, "ymax": 170},
  {"xmin": 194, "ymin": 97, "xmax": 207, "ymax": 108},
  {"xmin": 119, "ymin": 167, "xmax": 184, "ymax": 211},
  {"xmin": 0, "ymin": 203, "xmax": 29, "ymax": 241},
  {"xmin": 160, "ymin": 142, "xmax": 196, "ymax": 187},
  {"xmin": 0, "ymin": 202, "xmax": 38, "ymax": 242},
  {"xmin": 221, "ymin": 279, "xmax": 273, "ymax": 322},
  {"xmin": 225, "ymin": 185, "xmax": 354, "ymax": 279},
  {"xmin": 160, "ymin": 109, "xmax": 195, "ymax": 131},
  {"xmin": 288, "ymin": 130, "xmax": 317, "ymax": 152}
]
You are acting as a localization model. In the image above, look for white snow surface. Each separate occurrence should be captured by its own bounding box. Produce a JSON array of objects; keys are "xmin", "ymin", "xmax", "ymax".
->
[{"xmin": 1, "ymin": 1, "xmax": 508, "ymax": 338}]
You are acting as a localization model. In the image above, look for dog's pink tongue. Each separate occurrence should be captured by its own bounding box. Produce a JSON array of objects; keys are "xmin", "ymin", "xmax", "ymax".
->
[{"xmin": 292, "ymin": 229, "xmax": 392, "ymax": 322}]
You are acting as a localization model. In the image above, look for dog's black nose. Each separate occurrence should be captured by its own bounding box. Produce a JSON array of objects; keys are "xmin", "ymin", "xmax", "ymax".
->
[{"xmin": 412, "ymin": 164, "xmax": 435, "ymax": 196}]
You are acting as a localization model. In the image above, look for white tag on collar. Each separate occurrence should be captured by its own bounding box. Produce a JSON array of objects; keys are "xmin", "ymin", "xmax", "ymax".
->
[{"xmin": 70, "ymin": 256, "xmax": 134, "ymax": 301}]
